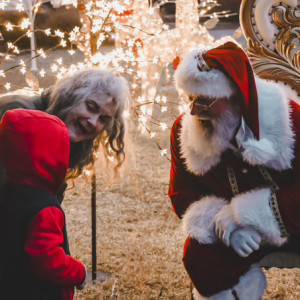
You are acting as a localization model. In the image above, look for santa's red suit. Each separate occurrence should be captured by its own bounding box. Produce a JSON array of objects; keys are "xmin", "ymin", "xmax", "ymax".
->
[{"xmin": 168, "ymin": 42, "xmax": 300, "ymax": 299}]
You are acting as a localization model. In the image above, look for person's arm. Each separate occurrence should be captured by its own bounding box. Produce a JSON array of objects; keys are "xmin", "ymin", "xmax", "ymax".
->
[
  {"xmin": 25, "ymin": 206, "xmax": 86, "ymax": 287},
  {"xmin": 215, "ymin": 102, "xmax": 300, "ymax": 246},
  {"xmin": 228, "ymin": 167, "xmax": 300, "ymax": 246},
  {"xmin": 0, "ymin": 94, "xmax": 38, "ymax": 119}
]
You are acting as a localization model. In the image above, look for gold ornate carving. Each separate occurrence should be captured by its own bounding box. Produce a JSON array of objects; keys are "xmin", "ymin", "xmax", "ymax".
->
[
  {"xmin": 240, "ymin": 0, "xmax": 300, "ymax": 95},
  {"xmin": 272, "ymin": 5, "xmax": 300, "ymax": 27}
]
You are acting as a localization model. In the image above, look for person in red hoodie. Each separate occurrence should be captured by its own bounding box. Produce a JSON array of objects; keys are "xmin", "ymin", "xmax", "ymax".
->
[{"xmin": 0, "ymin": 109, "xmax": 86, "ymax": 300}]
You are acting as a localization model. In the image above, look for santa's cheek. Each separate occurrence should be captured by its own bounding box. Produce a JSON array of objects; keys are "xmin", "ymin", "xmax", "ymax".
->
[{"xmin": 209, "ymin": 105, "xmax": 228, "ymax": 118}]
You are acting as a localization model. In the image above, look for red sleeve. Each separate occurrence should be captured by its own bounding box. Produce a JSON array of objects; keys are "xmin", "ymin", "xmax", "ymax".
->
[
  {"xmin": 168, "ymin": 116, "xmax": 206, "ymax": 218},
  {"xmin": 25, "ymin": 206, "xmax": 86, "ymax": 287},
  {"xmin": 276, "ymin": 101, "xmax": 300, "ymax": 236}
]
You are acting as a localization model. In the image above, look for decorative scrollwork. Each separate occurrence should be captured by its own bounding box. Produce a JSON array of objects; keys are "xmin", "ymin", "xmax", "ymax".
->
[
  {"xmin": 276, "ymin": 26, "xmax": 300, "ymax": 69},
  {"xmin": 240, "ymin": 0, "xmax": 300, "ymax": 95},
  {"xmin": 272, "ymin": 5, "xmax": 300, "ymax": 27}
]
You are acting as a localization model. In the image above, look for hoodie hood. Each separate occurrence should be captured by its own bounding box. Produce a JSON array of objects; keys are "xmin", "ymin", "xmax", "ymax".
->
[{"xmin": 0, "ymin": 109, "xmax": 70, "ymax": 195}]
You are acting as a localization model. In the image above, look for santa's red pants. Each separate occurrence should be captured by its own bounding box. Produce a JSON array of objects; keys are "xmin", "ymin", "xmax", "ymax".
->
[{"xmin": 183, "ymin": 237, "xmax": 272, "ymax": 297}]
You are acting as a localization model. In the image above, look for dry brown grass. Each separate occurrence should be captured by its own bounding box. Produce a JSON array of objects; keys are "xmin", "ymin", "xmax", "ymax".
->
[{"xmin": 64, "ymin": 102, "xmax": 300, "ymax": 300}]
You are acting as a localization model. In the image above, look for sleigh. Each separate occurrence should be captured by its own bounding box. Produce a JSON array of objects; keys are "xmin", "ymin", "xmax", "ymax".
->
[{"xmin": 240, "ymin": 0, "xmax": 300, "ymax": 269}]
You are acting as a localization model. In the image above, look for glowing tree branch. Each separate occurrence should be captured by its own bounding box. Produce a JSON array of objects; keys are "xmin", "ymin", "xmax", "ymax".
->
[{"xmin": 22, "ymin": 0, "xmax": 43, "ymax": 71}]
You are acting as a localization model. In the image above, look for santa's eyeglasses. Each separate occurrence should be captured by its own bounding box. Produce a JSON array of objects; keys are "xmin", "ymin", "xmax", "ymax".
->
[{"xmin": 188, "ymin": 95, "xmax": 220, "ymax": 111}]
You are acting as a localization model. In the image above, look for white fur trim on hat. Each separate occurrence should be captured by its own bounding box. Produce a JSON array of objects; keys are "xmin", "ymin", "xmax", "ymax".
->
[
  {"xmin": 231, "ymin": 188, "xmax": 288, "ymax": 246},
  {"xmin": 182, "ymin": 196, "xmax": 228, "ymax": 244},
  {"xmin": 238, "ymin": 78, "xmax": 295, "ymax": 170},
  {"xmin": 174, "ymin": 48, "xmax": 237, "ymax": 98}
]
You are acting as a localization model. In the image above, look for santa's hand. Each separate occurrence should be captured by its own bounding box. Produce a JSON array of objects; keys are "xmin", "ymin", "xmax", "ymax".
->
[
  {"xmin": 214, "ymin": 204, "xmax": 237, "ymax": 247},
  {"xmin": 230, "ymin": 227, "xmax": 261, "ymax": 257}
]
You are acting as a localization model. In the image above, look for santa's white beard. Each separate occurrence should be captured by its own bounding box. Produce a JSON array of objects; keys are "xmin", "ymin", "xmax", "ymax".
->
[
  {"xmin": 191, "ymin": 109, "xmax": 240, "ymax": 154},
  {"xmin": 180, "ymin": 108, "xmax": 240, "ymax": 175}
]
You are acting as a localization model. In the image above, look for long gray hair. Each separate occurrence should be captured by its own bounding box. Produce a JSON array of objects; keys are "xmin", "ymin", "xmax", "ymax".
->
[{"xmin": 0, "ymin": 68, "xmax": 130, "ymax": 178}]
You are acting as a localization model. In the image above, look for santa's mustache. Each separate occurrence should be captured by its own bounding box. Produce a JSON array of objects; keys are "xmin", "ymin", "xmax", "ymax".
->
[
  {"xmin": 196, "ymin": 112, "xmax": 211, "ymax": 121},
  {"xmin": 195, "ymin": 113, "xmax": 215, "ymax": 137},
  {"xmin": 194, "ymin": 109, "xmax": 240, "ymax": 143}
]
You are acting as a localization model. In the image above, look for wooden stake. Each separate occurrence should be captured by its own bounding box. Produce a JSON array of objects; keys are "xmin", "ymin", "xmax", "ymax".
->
[{"xmin": 91, "ymin": 168, "xmax": 97, "ymax": 281}]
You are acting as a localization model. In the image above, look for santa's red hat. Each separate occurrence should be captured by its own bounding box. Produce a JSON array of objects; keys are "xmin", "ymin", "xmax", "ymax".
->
[{"xmin": 174, "ymin": 42, "xmax": 259, "ymax": 140}]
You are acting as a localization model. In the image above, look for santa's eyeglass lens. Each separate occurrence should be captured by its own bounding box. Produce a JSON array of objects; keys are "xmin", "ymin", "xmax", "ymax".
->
[
  {"xmin": 178, "ymin": 95, "xmax": 220, "ymax": 111},
  {"xmin": 188, "ymin": 95, "xmax": 220, "ymax": 111}
]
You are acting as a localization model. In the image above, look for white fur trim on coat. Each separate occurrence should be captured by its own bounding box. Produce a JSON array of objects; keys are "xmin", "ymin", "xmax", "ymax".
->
[
  {"xmin": 179, "ymin": 77, "xmax": 295, "ymax": 175},
  {"xmin": 174, "ymin": 48, "xmax": 237, "ymax": 98},
  {"xmin": 192, "ymin": 264, "xmax": 267, "ymax": 300},
  {"xmin": 182, "ymin": 196, "xmax": 228, "ymax": 244},
  {"xmin": 231, "ymin": 188, "xmax": 287, "ymax": 246}
]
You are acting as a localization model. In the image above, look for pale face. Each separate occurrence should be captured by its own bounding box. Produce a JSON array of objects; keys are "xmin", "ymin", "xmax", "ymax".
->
[
  {"xmin": 64, "ymin": 94, "xmax": 118, "ymax": 143},
  {"xmin": 188, "ymin": 94, "xmax": 241, "ymax": 136}
]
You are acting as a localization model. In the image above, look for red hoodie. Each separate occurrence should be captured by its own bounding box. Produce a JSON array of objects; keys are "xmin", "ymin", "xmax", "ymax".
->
[{"xmin": 0, "ymin": 109, "xmax": 85, "ymax": 300}]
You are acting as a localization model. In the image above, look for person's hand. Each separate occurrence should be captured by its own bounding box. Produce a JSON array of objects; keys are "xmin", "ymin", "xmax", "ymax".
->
[
  {"xmin": 76, "ymin": 267, "xmax": 87, "ymax": 290},
  {"xmin": 230, "ymin": 227, "xmax": 261, "ymax": 257},
  {"xmin": 214, "ymin": 204, "xmax": 237, "ymax": 246},
  {"xmin": 76, "ymin": 278, "xmax": 86, "ymax": 290}
]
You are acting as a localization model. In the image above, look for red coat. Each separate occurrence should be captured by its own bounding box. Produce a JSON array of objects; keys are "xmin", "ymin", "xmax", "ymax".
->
[
  {"xmin": 0, "ymin": 110, "xmax": 85, "ymax": 300},
  {"xmin": 168, "ymin": 79, "xmax": 300, "ymax": 296},
  {"xmin": 169, "ymin": 102, "xmax": 300, "ymax": 235}
]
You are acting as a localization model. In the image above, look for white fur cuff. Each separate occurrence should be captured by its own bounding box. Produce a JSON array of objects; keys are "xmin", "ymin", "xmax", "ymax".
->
[
  {"xmin": 182, "ymin": 196, "xmax": 228, "ymax": 244},
  {"xmin": 231, "ymin": 188, "xmax": 287, "ymax": 246}
]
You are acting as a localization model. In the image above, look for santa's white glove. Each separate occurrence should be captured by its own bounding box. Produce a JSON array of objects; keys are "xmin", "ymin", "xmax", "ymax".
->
[
  {"xmin": 230, "ymin": 227, "xmax": 261, "ymax": 257},
  {"xmin": 214, "ymin": 204, "xmax": 238, "ymax": 246}
]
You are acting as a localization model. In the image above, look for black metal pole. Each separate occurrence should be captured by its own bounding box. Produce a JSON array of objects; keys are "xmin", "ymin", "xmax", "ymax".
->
[{"xmin": 91, "ymin": 170, "xmax": 97, "ymax": 281}]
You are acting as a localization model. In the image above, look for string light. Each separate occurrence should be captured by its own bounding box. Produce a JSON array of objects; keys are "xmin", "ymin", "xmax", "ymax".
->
[
  {"xmin": 4, "ymin": 82, "xmax": 11, "ymax": 90},
  {"xmin": 37, "ymin": 49, "xmax": 46, "ymax": 58},
  {"xmin": 5, "ymin": 22, "xmax": 13, "ymax": 31},
  {"xmin": 44, "ymin": 28, "xmax": 51, "ymax": 36},
  {"xmin": 20, "ymin": 67, "xmax": 26, "ymax": 74},
  {"xmin": 39, "ymin": 69, "xmax": 46, "ymax": 77},
  {"xmin": 20, "ymin": 18, "xmax": 30, "ymax": 30}
]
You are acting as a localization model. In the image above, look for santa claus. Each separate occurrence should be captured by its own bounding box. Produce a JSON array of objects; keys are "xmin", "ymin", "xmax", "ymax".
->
[{"xmin": 168, "ymin": 42, "xmax": 300, "ymax": 299}]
